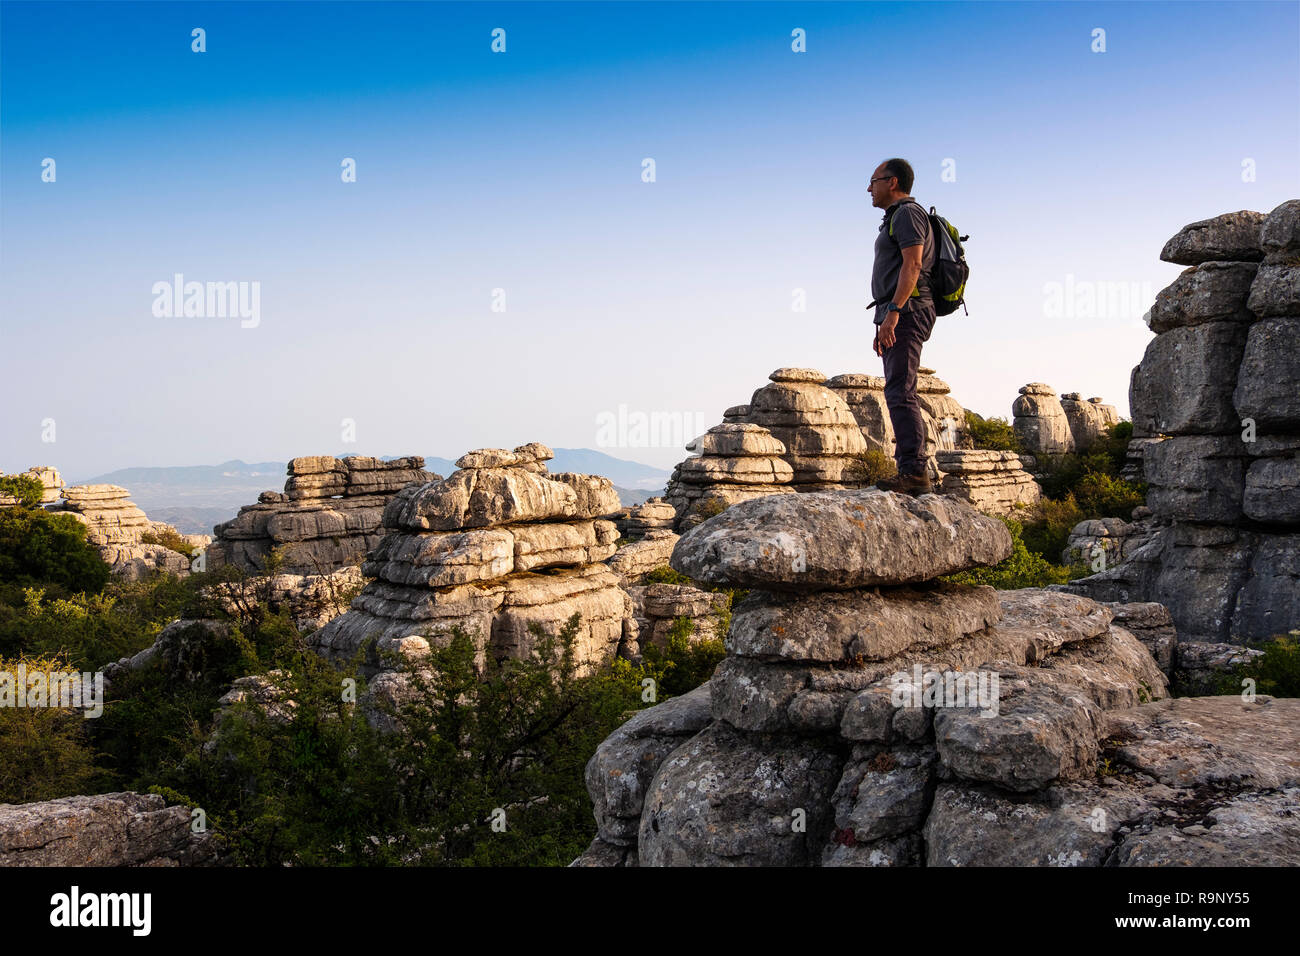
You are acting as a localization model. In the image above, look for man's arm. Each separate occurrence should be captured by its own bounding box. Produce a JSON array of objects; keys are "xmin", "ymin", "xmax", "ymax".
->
[{"xmin": 876, "ymin": 244, "xmax": 924, "ymax": 351}]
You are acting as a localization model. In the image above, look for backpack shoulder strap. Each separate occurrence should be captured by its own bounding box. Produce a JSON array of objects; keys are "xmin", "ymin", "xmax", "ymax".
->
[{"xmin": 886, "ymin": 197, "xmax": 924, "ymax": 239}]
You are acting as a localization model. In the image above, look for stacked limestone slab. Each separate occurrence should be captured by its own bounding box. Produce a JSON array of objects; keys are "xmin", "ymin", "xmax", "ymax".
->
[
  {"xmin": 667, "ymin": 366, "xmax": 981, "ymax": 532},
  {"xmin": 207, "ymin": 456, "xmax": 436, "ymax": 575},
  {"xmin": 569, "ymin": 490, "xmax": 1264, "ymax": 868},
  {"xmin": 1061, "ymin": 393, "xmax": 1120, "ymax": 449},
  {"xmin": 47, "ymin": 484, "xmax": 193, "ymax": 579},
  {"xmin": 309, "ymin": 443, "xmax": 630, "ymax": 678},
  {"xmin": 934, "ymin": 449, "xmax": 1041, "ymax": 515},
  {"xmin": 1069, "ymin": 203, "xmax": 1300, "ymax": 646},
  {"xmin": 1012, "ymin": 384, "xmax": 1075, "ymax": 455},
  {"xmin": 664, "ymin": 421, "xmax": 796, "ymax": 531}
]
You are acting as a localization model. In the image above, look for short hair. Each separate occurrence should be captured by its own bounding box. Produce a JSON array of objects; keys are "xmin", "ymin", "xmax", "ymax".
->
[{"xmin": 880, "ymin": 158, "xmax": 915, "ymax": 194}]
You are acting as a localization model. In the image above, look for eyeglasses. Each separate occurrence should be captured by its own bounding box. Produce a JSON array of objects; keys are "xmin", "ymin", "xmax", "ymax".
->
[{"xmin": 868, "ymin": 176, "xmax": 895, "ymax": 187}]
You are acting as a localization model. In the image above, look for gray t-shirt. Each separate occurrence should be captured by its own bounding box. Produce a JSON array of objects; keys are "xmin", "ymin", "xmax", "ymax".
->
[{"xmin": 872, "ymin": 198, "xmax": 935, "ymax": 324}]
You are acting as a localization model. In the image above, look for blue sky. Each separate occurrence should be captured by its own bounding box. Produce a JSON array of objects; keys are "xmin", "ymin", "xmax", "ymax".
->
[{"xmin": 2, "ymin": 0, "xmax": 1297, "ymax": 477}]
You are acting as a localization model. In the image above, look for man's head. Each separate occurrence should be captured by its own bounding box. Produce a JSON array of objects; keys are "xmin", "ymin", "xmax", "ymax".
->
[{"xmin": 869, "ymin": 158, "xmax": 914, "ymax": 208}]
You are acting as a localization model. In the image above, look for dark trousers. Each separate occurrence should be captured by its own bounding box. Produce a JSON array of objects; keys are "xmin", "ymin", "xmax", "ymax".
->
[{"xmin": 881, "ymin": 304, "xmax": 937, "ymax": 476}]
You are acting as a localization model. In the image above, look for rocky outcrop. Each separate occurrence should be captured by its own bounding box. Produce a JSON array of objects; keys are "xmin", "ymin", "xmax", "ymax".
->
[
  {"xmin": 1069, "ymin": 203, "xmax": 1300, "ymax": 645},
  {"xmin": 623, "ymin": 583, "xmax": 730, "ymax": 653},
  {"xmin": 1013, "ymin": 385, "xmax": 1120, "ymax": 456},
  {"xmin": 934, "ymin": 449, "xmax": 1040, "ymax": 516},
  {"xmin": 611, "ymin": 498, "xmax": 676, "ymax": 538},
  {"xmin": 666, "ymin": 366, "xmax": 978, "ymax": 531},
  {"xmin": 207, "ymin": 456, "xmax": 437, "ymax": 575},
  {"xmin": 309, "ymin": 443, "xmax": 629, "ymax": 681},
  {"xmin": 663, "ymin": 422, "xmax": 796, "ymax": 531},
  {"xmin": 35, "ymin": 484, "xmax": 198, "ymax": 580},
  {"xmin": 1061, "ymin": 514, "xmax": 1158, "ymax": 569},
  {"xmin": 573, "ymin": 489, "xmax": 1201, "ymax": 867},
  {"xmin": 604, "ymin": 531, "xmax": 679, "ymax": 585},
  {"xmin": 0, "ymin": 792, "xmax": 218, "ymax": 866},
  {"xmin": 1012, "ymin": 384, "xmax": 1074, "ymax": 455}
]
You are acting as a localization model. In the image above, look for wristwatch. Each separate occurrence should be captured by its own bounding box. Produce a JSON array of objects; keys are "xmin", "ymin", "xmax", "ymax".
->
[{"xmin": 886, "ymin": 303, "xmax": 901, "ymax": 314}]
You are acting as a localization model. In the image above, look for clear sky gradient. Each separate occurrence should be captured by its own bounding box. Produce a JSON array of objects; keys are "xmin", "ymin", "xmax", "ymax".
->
[{"xmin": 2, "ymin": 0, "xmax": 1297, "ymax": 477}]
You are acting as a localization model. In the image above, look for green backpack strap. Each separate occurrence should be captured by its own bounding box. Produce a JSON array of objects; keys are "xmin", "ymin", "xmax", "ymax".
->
[{"xmin": 886, "ymin": 198, "xmax": 927, "ymax": 299}]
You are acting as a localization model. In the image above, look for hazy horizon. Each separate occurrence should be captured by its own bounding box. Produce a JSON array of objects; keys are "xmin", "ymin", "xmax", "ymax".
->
[{"xmin": 3, "ymin": 0, "xmax": 1297, "ymax": 478}]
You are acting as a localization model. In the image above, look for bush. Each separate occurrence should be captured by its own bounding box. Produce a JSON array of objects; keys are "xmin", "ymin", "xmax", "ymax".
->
[
  {"xmin": 1221, "ymin": 632, "xmax": 1300, "ymax": 698},
  {"xmin": 964, "ymin": 411, "xmax": 1023, "ymax": 453},
  {"xmin": 641, "ymin": 615, "xmax": 727, "ymax": 699},
  {"xmin": 0, "ymin": 507, "xmax": 110, "ymax": 595},
  {"xmin": 0, "ymin": 475, "xmax": 46, "ymax": 508},
  {"xmin": 845, "ymin": 448, "xmax": 897, "ymax": 484},
  {"xmin": 942, "ymin": 517, "xmax": 1085, "ymax": 589},
  {"xmin": 140, "ymin": 526, "xmax": 196, "ymax": 559},
  {"xmin": 1019, "ymin": 497, "xmax": 1086, "ymax": 564},
  {"xmin": 0, "ymin": 653, "xmax": 98, "ymax": 804},
  {"xmin": 644, "ymin": 565, "xmax": 693, "ymax": 586}
]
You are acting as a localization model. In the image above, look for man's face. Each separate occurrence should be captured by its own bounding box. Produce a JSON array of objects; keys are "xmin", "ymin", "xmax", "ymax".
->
[{"xmin": 868, "ymin": 165, "xmax": 895, "ymax": 208}]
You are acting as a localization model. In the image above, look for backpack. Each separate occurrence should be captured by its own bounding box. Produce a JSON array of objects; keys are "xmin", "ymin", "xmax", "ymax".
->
[{"xmin": 871, "ymin": 199, "xmax": 971, "ymax": 317}]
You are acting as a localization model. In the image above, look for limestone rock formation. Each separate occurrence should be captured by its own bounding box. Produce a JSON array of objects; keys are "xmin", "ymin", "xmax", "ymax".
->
[
  {"xmin": 309, "ymin": 443, "xmax": 629, "ymax": 681},
  {"xmin": 934, "ymin": 449, "xmax": 1040, "ymax": 516},
  {"xmin": 611, "ymin": 497, "xmax": 676, "ymax": 537},
  {"xmin": 667, "ymin": 366, "xmax": 978, "ymax": 532},
  {"xmin": 604, "ymin": 530, "xmax": 679, "ymax": 585},
  {"xmin": 1013, "ymin": 386, "xmax": 1121, "ymax": 455},
  {"xmin": 207, "ymin": 455, "xmax": 437, "ymax": 575},
  {"xmin": 0, "ymin": 792, "xmax": 218, "ymax": 866},
  {"xmin": 1012, "ymin": 384, "xmax": 1074, "ymax": 455},
  {"xmin": 572, "ymin": 489, "xmax": 1212, "ymax": 867},
  {"xmin": 664, "ymin": 422, "xmax": 795, "ymax": 531},
  {"xmin": 623, "ymin": 582, "xmax": 730, "ymax": 652},
  {"xmin": 1069, "ymin": 203, "xmax": 1300, "ymax": 644}
]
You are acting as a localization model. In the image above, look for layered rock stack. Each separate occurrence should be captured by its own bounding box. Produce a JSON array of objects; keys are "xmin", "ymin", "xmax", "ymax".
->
[
  {"xmin": 1069, "ymin": 203, "xmax": 1300, "ymax": 646},
  {"xmin": 664, "ymin": 422, "xmax": 795, "ymax": 531},
  {"xmin": 571, "ymin": 490, "xmax": 1279, "ymax": 868},
  {"xmin": 207, "ymin": 455, "xmax": 436, "ymax": 575},
  {"xmin": 1013, "ymin": 386, "xmax": 1122, "ymax": 456},
  {"xmin": 1061, "ymin": 393, "xmax": 1120, "ymax": 449},
  {"xmin": 309, "ymin": 443, "xmax": 631, "ymax": 680},
  {"xmin": 604, "ymin": 498, "xmax": 680, "ymax": 584},
  {"xmin": 48, "ymin": 484, "xmax": 194, "ymax": 579},
  {"xmin": 934, "ymin": 449, "xmax": 1041, "ymax": 515},
  {"xmin": 623, "ymin": 583, "xmax": 730, "ymax": 654},
  {"xmin": 1012, "ymin": 384, "xmax": 1074, "ymax": 455}
]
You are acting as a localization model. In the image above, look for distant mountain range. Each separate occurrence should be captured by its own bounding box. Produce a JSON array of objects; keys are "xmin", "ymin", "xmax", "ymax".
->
[{"xmin": 78, "ymin": 450, "xmax": 673, "ymax": 535}]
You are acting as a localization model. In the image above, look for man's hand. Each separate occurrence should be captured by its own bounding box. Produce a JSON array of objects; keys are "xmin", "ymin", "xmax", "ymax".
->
[{"xmin": 877, "ymin": 313, "xmax": 899, "ymax": 351}]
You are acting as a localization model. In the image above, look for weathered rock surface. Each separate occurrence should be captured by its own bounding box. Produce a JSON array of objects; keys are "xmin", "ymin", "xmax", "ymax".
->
[
  {"xmin": 935, "ymin": 449, "xmax": 1041, "ymax": 516},
  {"xmin": 208, "ymin": 456, "xmax": 438, "ymax": 575},
  {"xmin": 1160, "ymin": 210, "xmax": 1267, "ymax": 265},
  {"xmin": 310, "ymin": 444, "xmax": 631, "ymax": 682},
  {"xmin": 670, "ymin": 490, "xmax": 1012, "ymax": 590},
  {"xmin": 1012, "ymin": 384, "xmax": 1074, "ymax": 455},
  {"xmin": 1070, "ymin": 201, "xmax": 1300, "ymax": 646},
  {"xmin": 570, "ymin": 487, "xmax": 1271, "ymax": 867},
  {"xmin": 0, "ymin": 792, "xmax": 218, "ymax": 866}
]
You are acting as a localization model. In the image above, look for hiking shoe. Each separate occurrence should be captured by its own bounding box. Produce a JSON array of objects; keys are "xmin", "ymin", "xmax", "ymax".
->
[{"xmin": 875, "ymin": 472, "xmax": 933, "ymax": 496}]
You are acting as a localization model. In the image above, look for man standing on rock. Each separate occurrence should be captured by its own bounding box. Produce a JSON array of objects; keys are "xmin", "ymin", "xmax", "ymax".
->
[{"xmin": 868, "ymin": 158, "xmax": 937, "ymax": 495}]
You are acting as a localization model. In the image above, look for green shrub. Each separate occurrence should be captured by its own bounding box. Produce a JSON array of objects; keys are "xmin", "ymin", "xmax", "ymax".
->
[
  {"xmin": 641, "ymin": 616, "xmax": 727, "ymax": 699},
  {"xmin": 0, "ymin": 475, "xmax": 46, "ymax": 508},
  {"xmin": 942, "ymin": 517, "xmax": 1085, "ymax": 589},
  {"xmin": 1019, "ymin": 496, "xmax": 1086, "ymax": 564},
  {"xmin": 845, "ymin": 448, "xmax": 897, "ymax": 484},
  {"xmin": 140, "ymin": 526, "xmax": 196, "ymax": 559},
  {"xmin": 964, "ymin": 411, "xmax": 1023, "ymax": 453},
  {"xmin": 1220, "ymin": 632, "xmax": 1300, "ymax": 698},
  {"xmin": 644, "ymin": 565, "xmax": 693, "ymax": 586},
  {"xmin": 0, "ymin": 507, "xmax": 110, "ymax": 595},
  {"xmin": 0, "ymin": 653, "xmax": 98, "ymax": 804}
]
